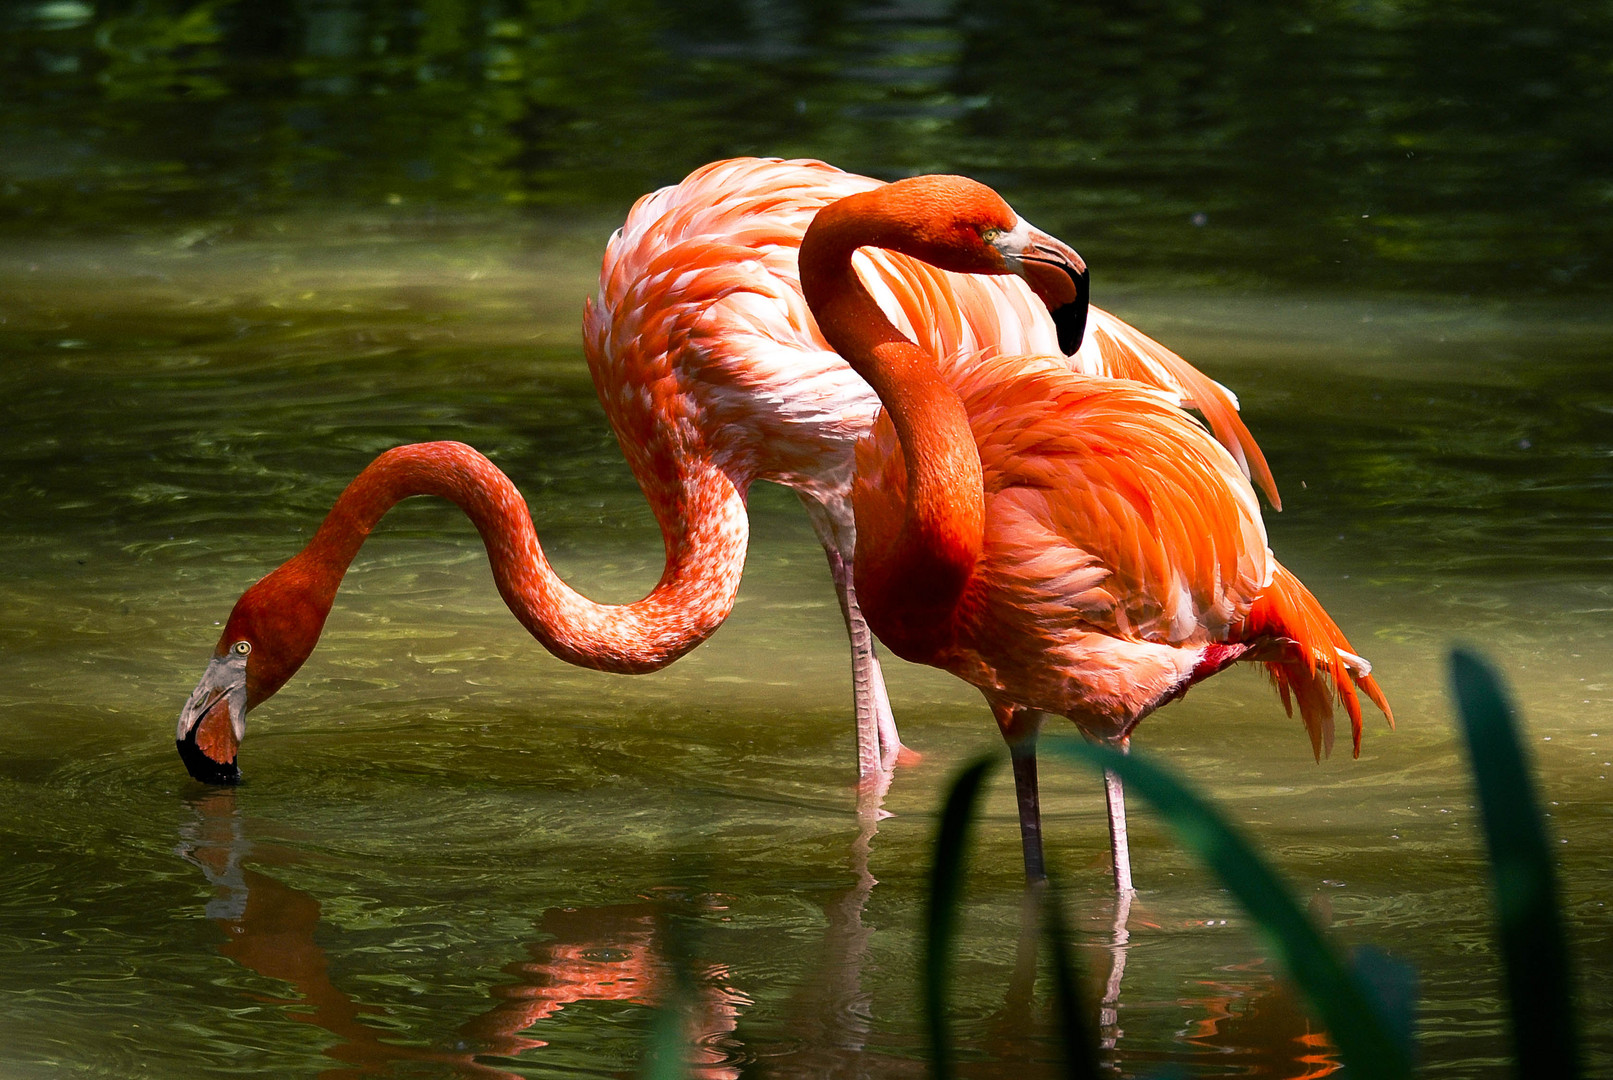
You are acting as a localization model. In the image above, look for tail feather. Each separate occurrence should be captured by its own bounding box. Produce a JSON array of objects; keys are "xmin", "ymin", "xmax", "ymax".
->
[{"xmin": 1241, "ymin": 563, "xmax": 1394, "ymax": 760}]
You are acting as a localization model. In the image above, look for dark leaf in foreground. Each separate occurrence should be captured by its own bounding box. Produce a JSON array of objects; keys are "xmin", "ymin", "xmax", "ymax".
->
[{"xmin": 1450, "ymin": 647, "xmax": 1580, "ymax": 1078}]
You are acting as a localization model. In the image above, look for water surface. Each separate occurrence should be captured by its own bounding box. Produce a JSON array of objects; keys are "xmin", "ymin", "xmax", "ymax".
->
[{"xmin": 1, "ymin": 229, "xmax": 1610, "ymax": 1077}]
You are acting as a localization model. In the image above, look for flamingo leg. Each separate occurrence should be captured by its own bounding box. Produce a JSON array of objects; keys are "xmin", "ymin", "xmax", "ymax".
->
[
  {"xmin": 1104, "ymin": 738, "xmax": 1136, "ymax": 898},
  {"xmin": 842, "ymin": 567, "xmax": 901, "ymax": 773},
  {"xmin": 816, "ymin": 535, "xmax": 904, "ymax": 779},
  {"xmin": 998, "ymin": 706, "xmax": 1048, "ymax": 883},
  {"xmin": 1010, "ymin": 743, "xmax": 1046, "ymax": 883}
]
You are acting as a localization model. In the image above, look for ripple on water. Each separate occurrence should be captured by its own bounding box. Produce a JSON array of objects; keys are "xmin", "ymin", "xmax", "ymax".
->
[{"xmin": 4, "ymin": 275, "xmax": 1613, "ymax": 1076}]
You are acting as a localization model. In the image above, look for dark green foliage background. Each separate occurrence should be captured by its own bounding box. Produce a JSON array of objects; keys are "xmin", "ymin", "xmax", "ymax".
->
[{"xmin": 4, "ymin": 0, "xmax": 1608, "ymax": 291}]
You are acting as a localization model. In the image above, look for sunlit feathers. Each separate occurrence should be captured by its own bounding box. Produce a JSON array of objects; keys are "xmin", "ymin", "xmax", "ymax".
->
[
  {"xmin": 854, "ymin": 355, "xmax": 1388, "ymax": 753},
  {"xmin": 581, "ymin": 156, "xmax": 1283, "ymax": 778},
  {"xmin": 798, "ymin": 174, "xmax": 1390, "ymax": 793}
]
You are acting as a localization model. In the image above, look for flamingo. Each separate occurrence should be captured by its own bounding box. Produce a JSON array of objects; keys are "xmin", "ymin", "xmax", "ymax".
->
[
  {"xmin": 174, "ymin": 156, "xmax": 1277, "ymax": 792},
  {"xmin": 796, "ymin": 173, "xmax": 1392, "ymax": 885},
  {"xmin": 173, "ymin": 440, "xmax": 747, "ymax": 784},
  {"xmin": 584, "ymin": 156, "xmax": 1278, "ymax": 782}
]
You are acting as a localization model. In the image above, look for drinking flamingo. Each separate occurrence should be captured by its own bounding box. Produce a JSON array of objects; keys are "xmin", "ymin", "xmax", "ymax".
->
[
  {"xmin": 173, "ymin": 439, "xmax": 747, "ymax": 785},
  {"xmin": 796, "ymin": 173, "xmax": 1392, "ymax": 884},
  {"xmin": 584, "ymin": 156, "xmax": 1277, "ymax": 781}
]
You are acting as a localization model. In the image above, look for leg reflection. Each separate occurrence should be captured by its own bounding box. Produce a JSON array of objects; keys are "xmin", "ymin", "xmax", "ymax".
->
[
  {"xmin": 768, "ymin": 787, "xmax": 927, "ymax": 1078},
  {"xmin": 1099, "ymin": 886, "xmax": 1133, "ymax": 1052},
  {"xmin": 971, "ymin": 879, "xmax": 1134, "ymax": 1075},
  {"xmin": 177, "ymin": 792, "xmax": 749, "ymax": 1079}
]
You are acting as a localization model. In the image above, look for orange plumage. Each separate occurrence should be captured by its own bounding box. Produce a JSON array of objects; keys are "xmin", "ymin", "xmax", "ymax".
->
[
  {"xmin": 856, "ymin": 356, "xmax": 1390, "ymax": 754},
  {"xmin": 799, "ymin": 174, "xmax": 1391, "ymax": 884},
  {"xmin": 585, "ymin": 157, "xmax": 1279, "ymax": 779}
]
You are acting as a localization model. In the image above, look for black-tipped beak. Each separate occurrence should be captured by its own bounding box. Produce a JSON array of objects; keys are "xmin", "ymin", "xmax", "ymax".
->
[
  {"xmin": 1017, "ymin": 227, "xmax": 1090, "ymax": 357},
  {"xmin": 177, "ymin": 728, "xmax": 241, "ymax": 785},
  {"xmin": 175, "ymin": 653, "xmax": 247, "ymax": 785},
  {"xmin": 1046, "ymin": 263, "xmax": 1090, "ymax": 357}
]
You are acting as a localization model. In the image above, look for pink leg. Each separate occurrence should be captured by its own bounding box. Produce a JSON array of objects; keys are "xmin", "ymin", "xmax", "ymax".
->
[
  {"xmin": 1105, "ymin": 738, "xmax": 1136, "ymax": 898},
  {"xmin": 823, "ymin": 545, "xmax": 904, "ymax": 779}
]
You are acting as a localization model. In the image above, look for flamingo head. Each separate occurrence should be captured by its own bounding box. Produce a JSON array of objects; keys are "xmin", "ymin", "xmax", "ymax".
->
[
  {"xmin": 990, "ymin": 213, "xmax": 1090, "ymax": 356},
  {"xmin": 869, "ymin": 175, "xmax": 1092, "ymax": 354},
  {"xmin": 175, "ymin": 562, "xmax": 329, "ymax": 784}
]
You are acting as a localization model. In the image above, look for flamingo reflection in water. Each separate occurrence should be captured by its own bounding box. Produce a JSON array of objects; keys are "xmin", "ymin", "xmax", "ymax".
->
[
  {"xmin": 175, "ymin": 790, "xmax": 747, "ymax": 1079},
  {"xmin": 176, "ymin": 792, "xmax": 1343, "ymax": 1075},
  {"xmin": 458, "ymin": 901, "xmax": 748, "ymax": 1071},
  {"xmin": 1179, "ymin": 958, "xmax": 1343, "ymax": 1078}
]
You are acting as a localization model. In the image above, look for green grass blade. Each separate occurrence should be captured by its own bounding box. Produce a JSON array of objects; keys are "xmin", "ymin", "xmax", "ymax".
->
[
  {"xmin": 1449, "ymin": 648, "xmax": 1580, "ymax": 1077},
  {"xmin": 1038, "ymin": 739, "xmax": 1412, "ymax": 1080},
  {"xmin": 640, "ymin": 996, "xmax": 690, "ymax": 1080},
  {"xmin": 1351, "ymin": 945, "xmax": 1419, "ymax": 1056},
  {"xmin": 639, "ymin": 907, "xmax": 696, "ymax": 1080},
  {"xmin": 1038, "ymin": 884, "xmax": 1102, "ymax": 1080},
  {"xmin": 924, "ymin": 754, "xmax": 997, "ymax": 1080}
]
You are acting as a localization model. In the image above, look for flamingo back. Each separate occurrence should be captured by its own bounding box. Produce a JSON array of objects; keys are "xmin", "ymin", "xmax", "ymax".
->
[{"xmin": 583, "ymin": 157, "xmax": 1273, "ymax": 513}]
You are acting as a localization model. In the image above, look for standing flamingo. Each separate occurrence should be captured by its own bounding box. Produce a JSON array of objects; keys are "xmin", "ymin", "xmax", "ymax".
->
[
  {"xmin": 585, "ymin": 157, "xmax": 1278, "ymax": 782},
  {"xmin": 796, "ymin": 174, "xmax": 1392, "ymax": 885}
]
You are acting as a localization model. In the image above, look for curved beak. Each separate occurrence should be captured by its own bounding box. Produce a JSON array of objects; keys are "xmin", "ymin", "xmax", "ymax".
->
[
  {"xmin": 176, "ymin": 652, "xmax": 247, "ymax": 785},
  {"xmin": 997, "ymin": 219, "xmax": 1091, "ymax": 356}
]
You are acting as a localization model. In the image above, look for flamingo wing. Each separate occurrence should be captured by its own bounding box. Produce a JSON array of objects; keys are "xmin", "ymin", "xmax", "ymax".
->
[
  {"xmin": 1078, "ymin": 307, "xmax": 1281, "ymax": 508},
  {"xmin": 588, "ymin": 159, "xmax": 1266, "ymax": 498},
  {"xmin": 970, "ymin": 360, "xmax": 1271, "ymax": 644},
  {"xmin": 583, "ymin": 157, "xmax": 1288, "ymax": 778},
  {"xmin": 852, "ymin": 356, "xmax": 1388, "ymax": 752},
  {"xmin": 852, "ymin": 356, "xmax": 1270, "ymax": 731}
]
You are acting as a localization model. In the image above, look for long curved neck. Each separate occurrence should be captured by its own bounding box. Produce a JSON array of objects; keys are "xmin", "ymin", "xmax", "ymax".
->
[
  {"xmin": 798, "ymin": 190, "xmax": 985, "ymax": 637},
  {"xmin": 255, "ymin": 441, "xmax": 746, "ymax": 683}
]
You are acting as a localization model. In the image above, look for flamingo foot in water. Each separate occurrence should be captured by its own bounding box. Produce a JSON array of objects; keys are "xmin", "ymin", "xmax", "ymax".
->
[{"xmin": 854, "ymin": 768, "xmax": 895, "ymax": 819}]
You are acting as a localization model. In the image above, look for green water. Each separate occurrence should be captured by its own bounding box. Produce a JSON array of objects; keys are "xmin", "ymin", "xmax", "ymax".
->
[
  {"xmin": 1, "ymin": 229, "xmax": 1610, "ymax": 1077},
  {"xmin": 4, "ymin": 0, "xmax": 1613, "ymax": 1072}
]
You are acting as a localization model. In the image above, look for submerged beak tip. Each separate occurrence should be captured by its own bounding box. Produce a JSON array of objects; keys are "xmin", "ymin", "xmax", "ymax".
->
[
  {"xmin": 176, "ymin": 654, "xmax": 248, "ymax": 785},
  {"xmin": 175, "ymin": 733, "xmax": 242, "ymax": 786}
]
